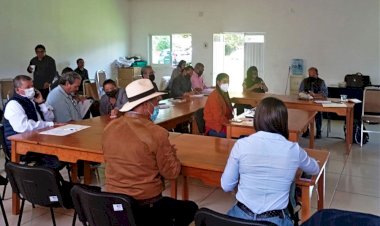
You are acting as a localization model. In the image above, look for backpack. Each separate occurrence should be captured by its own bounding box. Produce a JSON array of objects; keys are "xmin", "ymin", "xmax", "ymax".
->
[{"xmin": 344, "ymin": 119, "xmax": 369, "ymax": 144}]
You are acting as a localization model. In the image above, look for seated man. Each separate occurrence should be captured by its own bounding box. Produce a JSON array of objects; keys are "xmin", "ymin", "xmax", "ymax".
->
[
  {"xmin": 299, "ymin": 67, "xmax": 328, "ymax": 139},
  {"xmin": 99, "ymin": 79, "xmax": 128, "ymax": 117},
  {"xmin": 171, "ymin": 66, "xmax": 194, "ymax": 98},
  {"xmin": 3, "ymin": 75, "xmax": 62, "ymax": 169},
  {"xmin": 103, "ymin": 79, "xmax": 198, "ymax": 226},
  {"xmin": 191, "ymin": 63, "xmax": 207, "ymax": 92},
  {"xmin": 141, "ymin": 65, "xmax": 159, "ymax": 91}
]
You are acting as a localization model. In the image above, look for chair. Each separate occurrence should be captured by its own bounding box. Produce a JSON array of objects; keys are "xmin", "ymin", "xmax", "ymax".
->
[
  {"xmin": 0, "ymin": 125, "xmax": 9, "ymax": 200},
  {"xmin": 83, "ymin": 81, "xmax": 100, "ymax": 100},
  {"xmin": 360, "ymin": 86, "xmax": 380, "ymax": 146},
  {"xmin": 195, "ymin": 208, "xmax": 277, "ymax": 226},
  {"xmin": 70, "ymin": 185, "xmax": 137, "ymax": 226},
  {"xmin": 301, "ymin": 208, "xmax": 380, "ymax": 226},
  {"xmin": 194, "ymin": 108, "xmax": 205, "ymax": 135},
  {"xmin": 5, "ymin": 162, "xmax": 77, "ymax": 226},
  {"xmin": 0, "ymin": 175, "xmax": 8, "ymax": 226},
  {"xmin": 95, "ymin": 70, "xmax": 107, "ymax": 96},
  {"xmin": 0, "ymin": 79, "xmax": 13, "ymax": 107}
]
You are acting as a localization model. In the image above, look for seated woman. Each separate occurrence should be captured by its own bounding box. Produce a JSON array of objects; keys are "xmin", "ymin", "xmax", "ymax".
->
[
  {"xmin": 99, "ymin": 79, "xmax": 128, "ymax": 118},
  {"xmin": 203, "ymin": 73, "xmax": 233, "ymax": 138},
  {"xmin": 221, "ymin": 97, "xmax": 320, "ymax": 226},
  {"xmin": 243, "ymin": 66, "xmax": 268, "ymax": 93}
]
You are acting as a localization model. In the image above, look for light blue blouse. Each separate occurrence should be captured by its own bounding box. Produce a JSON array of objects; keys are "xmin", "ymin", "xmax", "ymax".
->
[{"xmin": 221, "ymin": 131, "xmax": 320, "ymax": 214}]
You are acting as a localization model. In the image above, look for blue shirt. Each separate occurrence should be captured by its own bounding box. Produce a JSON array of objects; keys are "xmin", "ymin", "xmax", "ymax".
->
[
  {"xmin": 221, "ymin": 131, "xmax": 320, "ymax": 214},
  {"xmin": 46, "ymin": 85, "xmax": 82, "ymax": 122}
]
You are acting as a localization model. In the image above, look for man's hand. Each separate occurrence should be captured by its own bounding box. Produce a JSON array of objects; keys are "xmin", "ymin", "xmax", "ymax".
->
[
  {"xmin": 110, "ymin": 109, "xmax": 119, "ymax": 118},
  {"xmin": 193, "ymin": 88, "xmax": 202, "ymax": 94},
  {"xmin": 34, "ymin": 90, "xmax": 45, "ymax": 104},
  {"xmin": 43, "ymin": 82, "xmax": 50, "ymax": 89}
]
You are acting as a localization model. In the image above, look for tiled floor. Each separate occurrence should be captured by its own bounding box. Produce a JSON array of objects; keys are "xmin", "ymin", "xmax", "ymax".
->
[{"xmin": 0, "ymin": 119, "xmax": 379, "ymax": 225}]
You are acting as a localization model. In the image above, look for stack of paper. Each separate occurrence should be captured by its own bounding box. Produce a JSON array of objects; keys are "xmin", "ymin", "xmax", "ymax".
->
[
  {"xmin": 39, "ymin": 124, "xmax": 90, "ymax": 136},
  {"xmin": 322, "ymin": 103, "xmax": 347, "ymax": 108}
]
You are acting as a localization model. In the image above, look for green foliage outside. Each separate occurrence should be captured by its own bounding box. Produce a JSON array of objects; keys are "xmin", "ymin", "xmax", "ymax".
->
[{"xmin": 224, "ymin": 34, "xmax": 244, "ymax": 56}]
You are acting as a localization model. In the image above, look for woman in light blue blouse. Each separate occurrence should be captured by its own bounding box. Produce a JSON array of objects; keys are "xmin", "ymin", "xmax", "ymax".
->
[{"xmin": 221, "ymin": 97, "xmax": 320, "ymax": 226}]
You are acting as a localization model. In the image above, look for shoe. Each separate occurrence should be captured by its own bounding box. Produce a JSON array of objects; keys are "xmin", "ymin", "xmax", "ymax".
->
[
  {"xmin": 315, "ymin": 133, "xmax": 321, "ymax": 139},
  {"xmin": 302, "ymin": 130, "xmax": 309, "ymax": 138}
]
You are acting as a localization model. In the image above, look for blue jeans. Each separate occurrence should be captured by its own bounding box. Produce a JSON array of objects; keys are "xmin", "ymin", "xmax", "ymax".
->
[
  {"xmin": 227, "ymin": 204, "xmax": 293, "ymax": 226},
  {"xmin": 207, "ymin": 129, "xmax": 226, "ymax": 138}
]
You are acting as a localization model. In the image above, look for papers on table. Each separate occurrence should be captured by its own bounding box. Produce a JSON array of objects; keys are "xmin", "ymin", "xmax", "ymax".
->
[
  {"xmin": 348, "ymin": 98, "xmax": 362, "ymax": 103},
  {"xmin": 314, "ymin": 100, "xmax": 332, "ymax": 104},
  {"xmin": 39, "ymin": 124, "xmax": 90, "ymax": 136},
  {"xmin": 322, "ymin": 103, "xmax": 347, "ymax": 108},
  {"xmin": 78, "ymin": 99, "xmax": 93, "ymax": 118}
]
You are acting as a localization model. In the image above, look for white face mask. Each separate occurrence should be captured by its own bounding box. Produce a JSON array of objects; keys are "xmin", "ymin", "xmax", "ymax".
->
[
  {"xmin": 23, "ymin": 87, "xmax": 35, "ymax": 99},
  {"xmin": 220, "ymin": 83, "xmax": 229, "ymax": 92}
]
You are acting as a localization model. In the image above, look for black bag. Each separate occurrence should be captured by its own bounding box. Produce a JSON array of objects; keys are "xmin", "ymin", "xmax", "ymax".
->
[
  {"xmin": 345, "ymin": 73, "xmax": 364, "ymax": 88},
  {"xmin": 344, "ymin": 119, "xmax": 369, "ymax": 144}
]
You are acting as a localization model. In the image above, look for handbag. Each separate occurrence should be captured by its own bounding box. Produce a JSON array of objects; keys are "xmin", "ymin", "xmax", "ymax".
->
[{"xmin": 344, "ymin": 73, "xmax": 364, "ymax": 88}]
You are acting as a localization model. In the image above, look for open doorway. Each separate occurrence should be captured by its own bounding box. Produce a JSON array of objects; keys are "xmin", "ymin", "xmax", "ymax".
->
[{"xmin": 213, "ymin": 33, "xmax": 265, "ymax": 93}]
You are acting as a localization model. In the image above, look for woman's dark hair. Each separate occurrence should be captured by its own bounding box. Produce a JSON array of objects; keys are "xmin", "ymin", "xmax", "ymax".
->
[
  {"xmin": 244, "ymin": 66, "xmax": 258, "ymax": 88},
  {"xmin": 177, "ymin": 60, "xmax": 186, "ymax": 68},
  {"xmin": 216, "ymin": 73, "xmax": 229, "ymax": 85},
  {"xmin": 254, "ymin": 97, "xmax": 289, "ymax": 139}
]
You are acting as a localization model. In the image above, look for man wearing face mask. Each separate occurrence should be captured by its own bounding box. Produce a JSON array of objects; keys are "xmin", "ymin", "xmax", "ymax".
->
[
  {"xmin": 299, "ymin": 67, "xmax": 328, "ymax": 139},
  {"xmin": 171, "ymin": 66, "xmax": 194, "ymax": 98},
  {"xmin": 99, "ymin": 79, "xmax": 128, "ymax": 117},
  {"xmin": 3, "ymin": 75, "xmax": 63, "ymax": 168},
  {"xmin": 204, "ymin": 73, "xmax": 234, "ymax": 138},
  {"xmin": 141, "ymin": 65, "xmax": 159, "ymax": 92},
  {"xmin": 103, "ymin": 79, "xmax": 198, "ymax": 226},
  {"xmin": 191, "ymin": 63, "xmax": 207, "ymax": 92}
]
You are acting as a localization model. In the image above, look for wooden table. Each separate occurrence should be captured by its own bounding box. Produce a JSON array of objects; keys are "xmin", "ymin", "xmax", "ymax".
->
[
  {"xmin": 8, "ymin": 96, "xmax": 207, "ymax": 215},
  {"xmin": 231, "ymin": 92, "xmax": 355, "ymax": 154},
  {"xmin": 169, "ymin": 134, "xmax": 330, "ymax": 222},
  {"xmin": 226, "ymin": 109, "xmax": 316, "ymax": 148}
]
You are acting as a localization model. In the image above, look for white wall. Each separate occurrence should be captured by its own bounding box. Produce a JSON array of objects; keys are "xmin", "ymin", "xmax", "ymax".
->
[
  {"xmin": 129, "ymin": 0, "xmax": 380, "ymax": 94},
  {"xmin": 0, "ymin": 0, "xmax": 129, "ymax": 80}
]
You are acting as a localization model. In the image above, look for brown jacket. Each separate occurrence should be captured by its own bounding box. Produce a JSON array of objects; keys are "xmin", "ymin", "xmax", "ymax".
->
[
  {"xmin": 204, "ymin": 90, "xmax": 232, "ymax": 132},
  {"xmin": 103, "ymin": 113, "xmax": 181, "ymax": 200}
]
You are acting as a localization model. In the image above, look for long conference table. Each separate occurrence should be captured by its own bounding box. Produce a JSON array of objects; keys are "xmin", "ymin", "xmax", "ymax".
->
[
  {"xmin": 226, "ymin": 109, "xmax": 316, "ymax": 148},
  {"xmin": 231, "ymin": 92, "xmax": 355, "ymax": 154}
]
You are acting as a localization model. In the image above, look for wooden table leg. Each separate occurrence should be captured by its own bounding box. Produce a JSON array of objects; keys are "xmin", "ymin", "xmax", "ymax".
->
[
  {"xmin": 301, "ymin": 185, "xmax": 311, "ymax": 222},
  {"xmin": 83, "ymin": 162, "xmax": 91, "ymax": 184},
  {"xmin": 71, "ymin": 163, "xmax": 79, "ymax": 183},
  {"xmin": 317, "ymin": 169, "xmax": 325, "ymax": 210},
  {"xmin": 309, "ymin": 120, "xmax": 315, "ymax": 148},
  {"xmin": 345, "ymin": 108, "xmax": 353, "ymax": 155},
  {"xmin": 170, "ymin": 179, "xmax": 177, "ymax": 199},
  {"xmin": 182, "ymin": 176, "xmax": 189, "ymax": 200}
]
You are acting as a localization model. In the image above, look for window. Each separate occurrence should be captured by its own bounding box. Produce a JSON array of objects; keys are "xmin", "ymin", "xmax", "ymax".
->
[
  {"xmin": 213, "ymin": 33, "xmax": 265, "ymax": 92},
  {"xmin": 150, "ymin": 34, "xmax": 192, "ymax": 66}
]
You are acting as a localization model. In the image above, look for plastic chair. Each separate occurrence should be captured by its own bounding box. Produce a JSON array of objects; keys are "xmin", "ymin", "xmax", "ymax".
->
[
  {"xmin": 70, "ymin": 185, "xmax": 137, "ymax": 226},
  {"xmin": 5, "ymin": 162, "xmax": 77, "ymax": 226},
  {"xmin": 301, "ymin": 208, "xmax": 380, "ymax": 226},
  {"xmin": 360, "ymin": 86, "xmax": 380, "ymax": 146},
  {"xmin": 195, "ymin": 208, "xmax": 277, "ymax": 226}
]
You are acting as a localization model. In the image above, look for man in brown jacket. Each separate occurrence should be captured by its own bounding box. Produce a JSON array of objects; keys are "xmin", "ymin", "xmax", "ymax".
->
[{"xmin": 103, "ymin": 79, "xmax": 198, "ymax": 226}]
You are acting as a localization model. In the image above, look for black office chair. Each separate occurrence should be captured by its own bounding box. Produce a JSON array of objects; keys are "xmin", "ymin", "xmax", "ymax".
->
[
  {"xmin": 71, "ymin": 185, "xmax": 137, "ymax": 226},
  {"xmin": 5, "ymin": 162, "xmax": 77, "ymax": 226},
  {"xmin": 0, "ymin": 124, "xmax": 9, "ymax": 200},
  {"xmin": 195, "ymin": 208, "xmax": 277, "ymax": 226},
  {"xmin": 0, "ymin": 175, "xmax": 8, "ymax": 226},
  {"xmin": 194, "ymin": 108, "xmax": 205, "ymax": 134},
  {"xmin": 301, "ymin": 208, "xmax": 380, "ymax": 226}
]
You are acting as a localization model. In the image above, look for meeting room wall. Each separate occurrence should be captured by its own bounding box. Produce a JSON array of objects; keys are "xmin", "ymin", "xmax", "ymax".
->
[
  {"xmin": 0, "ymin": 0, "xmax": 129, "ymax": 82},
  {"xmin": 128, "ymin": 0, "xmax": 380, "ymax": 94}
]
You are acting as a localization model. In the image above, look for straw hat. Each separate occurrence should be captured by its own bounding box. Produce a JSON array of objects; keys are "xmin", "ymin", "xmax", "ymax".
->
[{"xmin": 119, "ymin": 79, "xmax": 165, "ymax": 112}]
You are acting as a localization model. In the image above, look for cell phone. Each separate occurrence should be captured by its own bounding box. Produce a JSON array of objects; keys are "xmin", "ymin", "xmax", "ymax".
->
[
  {"xmin": 34, "ymin": 89, "xmax": 40, "ymax": 98},
  {"xmin": 299, "ymin": 171, "xmax": 312, "ymax": 181}
]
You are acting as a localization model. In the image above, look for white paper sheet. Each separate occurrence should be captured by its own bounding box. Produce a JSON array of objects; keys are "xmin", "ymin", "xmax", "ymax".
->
[
  {"xmin": 39, "ymin": 124, "xmax": 90, "ymax": 136},
  {"xmin": 314, "ymin": 100, "xmax": 332, "ymax": 104},
  {"xmin": 348, "ymin": 98, "xmax": 362, "ymax": 103},
  {"xmin": 322, "ymin": 103, "xmax": 347, "ymax": 108},
  {"xmin": 78, "ymin": 99, "xmax": 93, "ymax": 118}
]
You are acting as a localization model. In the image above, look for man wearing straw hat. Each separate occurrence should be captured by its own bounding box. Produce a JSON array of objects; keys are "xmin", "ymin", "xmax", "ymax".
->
[{"xmin": 103, "ymin": 79, "xmax": 198, "ymax": 226}]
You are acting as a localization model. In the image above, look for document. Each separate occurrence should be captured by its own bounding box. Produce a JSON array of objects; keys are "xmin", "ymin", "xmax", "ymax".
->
[
  {"xmin": 322, "ymin": 103, "xmax": 347, "ymax": 108},
  {"xmin": 348, "ymin": 98, "xmax": 362, "ymax": 103},
  {"xmin": 39, "ymin": 124, "xmax": 90, "ymax": 136},
  {"xmin": 78, "ymin": 99, "xmax": 93, "ymax": 118},
  {"xmin": 314, "ymin": 100, "xmax": 332, "ymax": 104}
]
